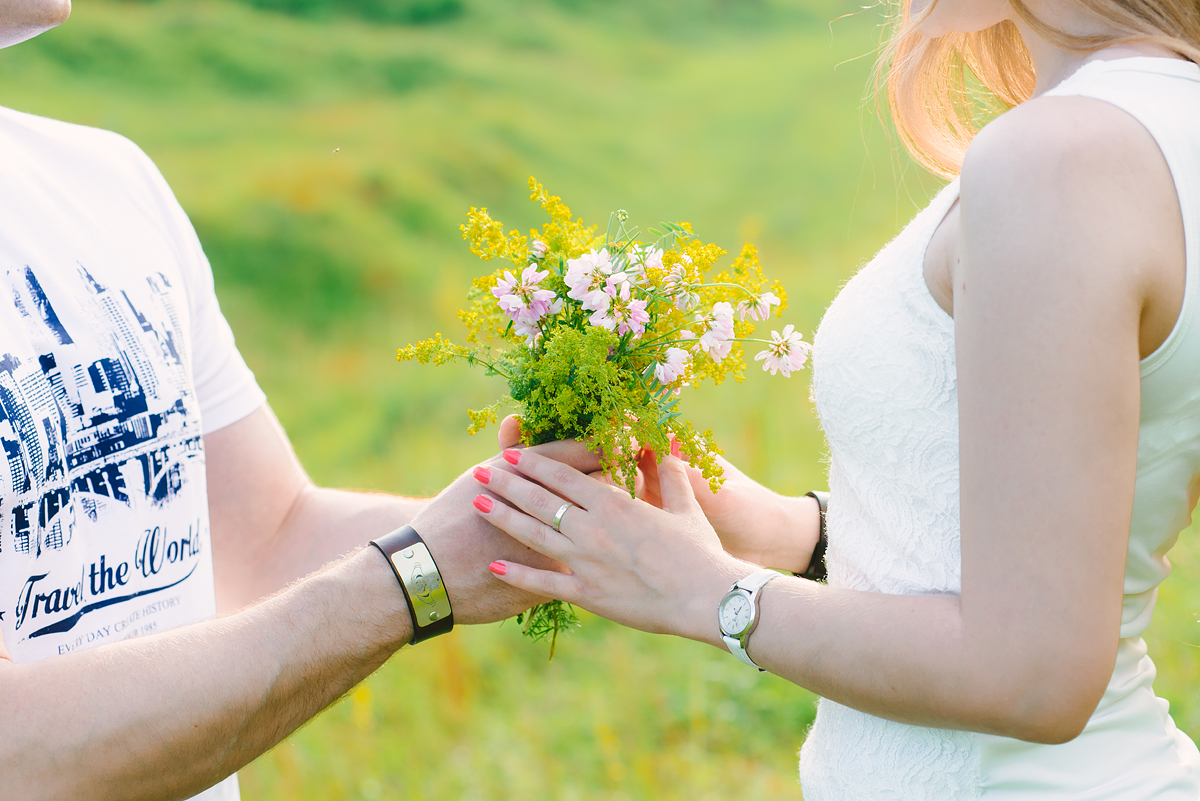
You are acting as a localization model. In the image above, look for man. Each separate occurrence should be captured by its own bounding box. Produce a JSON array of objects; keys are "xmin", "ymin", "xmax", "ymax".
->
[{"xmin": 0, "ymin": 3, "xmax": 589, "ymax": 798}]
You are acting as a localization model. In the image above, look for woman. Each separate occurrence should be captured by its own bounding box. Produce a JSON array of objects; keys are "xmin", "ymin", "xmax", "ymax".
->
[{"xmin": 469, "ymin": 0, "xmax": 1200, "ymax": 794}]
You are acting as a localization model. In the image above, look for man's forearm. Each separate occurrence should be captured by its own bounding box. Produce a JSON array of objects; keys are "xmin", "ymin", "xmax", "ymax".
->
[
  {"xmin": 2, "ymin": 547, "xmax": 411, "ymax": 801},
  {"xmin": 206, "ymin": 406, "xmax": 427, "ymax": 613},
  {"xmin": 215, "ymin": 484, "xmax": 425, "ymax": 613}
]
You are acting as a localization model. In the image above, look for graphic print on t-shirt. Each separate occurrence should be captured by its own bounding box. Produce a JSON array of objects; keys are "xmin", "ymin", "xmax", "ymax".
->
[{"xmin": 0, "ymin": 263, "xmax": 213, "ymax": 661}]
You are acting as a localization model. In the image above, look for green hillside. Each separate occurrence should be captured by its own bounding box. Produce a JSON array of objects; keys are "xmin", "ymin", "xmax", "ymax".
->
[{"xmin": 1, "ymin": 1, "xmax": 1197, "ymax": 798}]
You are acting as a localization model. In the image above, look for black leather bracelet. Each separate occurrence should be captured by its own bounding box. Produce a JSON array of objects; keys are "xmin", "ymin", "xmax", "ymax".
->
[
  {"xmin": 370, "ymin": 525, "xmax": 454, "ymax": 644},
  {"xmin": 797, "ymin": 491, "xmax": 829, "ymax": 583}
]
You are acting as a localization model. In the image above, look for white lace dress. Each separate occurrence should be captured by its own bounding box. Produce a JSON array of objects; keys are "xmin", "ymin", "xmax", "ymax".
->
[{"xmin": 798, "ymin": 58, "xmax": 1200, "ymax": 799}]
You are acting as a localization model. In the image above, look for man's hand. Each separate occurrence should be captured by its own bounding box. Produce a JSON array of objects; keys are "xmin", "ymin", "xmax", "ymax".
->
[
  {"xmin": 497, "ymin": 415, "xmax": 643, "ymax": 495},
  {"xmin": 412, "ymin": 439, "xmax": 601, "ymax": 625},
  {"xmin": 207, "ymin": 405, "xmax": 601, "ymax": 623}
]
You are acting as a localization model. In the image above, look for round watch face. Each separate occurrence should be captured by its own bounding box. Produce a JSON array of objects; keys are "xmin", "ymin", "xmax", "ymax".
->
[{"xmin": 719, "ymin": 592, "xmax": 754, "ymax": 636}]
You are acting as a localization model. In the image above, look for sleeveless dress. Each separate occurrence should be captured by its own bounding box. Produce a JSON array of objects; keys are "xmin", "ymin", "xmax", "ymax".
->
[{"xmin": 799, "ymin": 57, "xmax": 1200, "ymax": 799}]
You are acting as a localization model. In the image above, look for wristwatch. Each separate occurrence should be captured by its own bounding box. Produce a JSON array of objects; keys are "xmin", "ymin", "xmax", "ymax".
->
[{"xmin": 718, "ymin": 568, "xmax": 782, "ymax": 671}]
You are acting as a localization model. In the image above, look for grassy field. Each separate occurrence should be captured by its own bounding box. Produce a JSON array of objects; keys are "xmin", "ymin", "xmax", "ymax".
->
[{"xmin": 2, "ymin": 1, "xmax": 1198, "ymax": 798}]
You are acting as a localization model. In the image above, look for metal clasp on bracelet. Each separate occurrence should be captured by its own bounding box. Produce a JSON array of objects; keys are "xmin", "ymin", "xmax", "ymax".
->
[{"xmin": 389, "ymin": 542, "xmax": 451, "ymax": 629}]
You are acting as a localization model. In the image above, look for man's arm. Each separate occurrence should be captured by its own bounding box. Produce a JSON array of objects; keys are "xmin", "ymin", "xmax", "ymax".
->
[
  {"xmin": 0, "ymin": 405, "xmax": 595, "ymax": 800},
  {"xmin": 1, "ymin": 546, "xmax": 412, "ymax": 801},
  {"xmin": 206, "ymin": 405, "xmax": 425, "ymax": 613}
]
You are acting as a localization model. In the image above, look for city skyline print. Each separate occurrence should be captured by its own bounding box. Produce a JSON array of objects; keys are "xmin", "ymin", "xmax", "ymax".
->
[{"xmin": 0, "ymin": 262, "xmax": 211, "ymax": 652}]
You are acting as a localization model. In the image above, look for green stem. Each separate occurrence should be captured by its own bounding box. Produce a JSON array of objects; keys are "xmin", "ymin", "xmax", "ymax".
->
[
  {"xmin": 634, "ymin": 365, "xmax": 658, "ymax": 404},
  {"xmin": 633, "ymin": 370, "xmax": 679, "ymax": 445},
  {"xmin": 628, "ymin": 321, "xmax": 701, "ymax": 351},
  {"xmin": 626, "ymin": 334, "xmax": 778, "ymax": 360},
  {"xmin": 692, "ymin": 281, "xmax": 758, "ymax": 294},
  {"xmin": 466, "ymin": 352, "xmax": 516, "ymax": 379}
]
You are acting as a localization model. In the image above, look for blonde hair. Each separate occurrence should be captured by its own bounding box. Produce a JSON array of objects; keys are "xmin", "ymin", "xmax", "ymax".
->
[{"xmin": 879, "ymin": 0, "xmax": 1200, "ymax": 177}]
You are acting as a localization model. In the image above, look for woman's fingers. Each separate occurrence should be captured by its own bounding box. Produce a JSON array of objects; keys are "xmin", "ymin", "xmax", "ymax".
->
[
  {"xmin": 488, "ymin": 559, "xmax": 580, "ymax": 604},
  {"xmin": 637, "ymin": 448, "xmax": 664, "ymax": 509},
  {"xmin": 499, "ymin": 448, "xmax": 608, "ymax": 510},
  {"xmin": 657, "ymin": 453, "xmax": 700, "ymax": 515},
  {"xmin": 477, "ymin": 459, "xmax": 585, "ymax": 534},
  {"xmin": 472, "ymin": 488, "xmax": 575, "ymax": 562}
]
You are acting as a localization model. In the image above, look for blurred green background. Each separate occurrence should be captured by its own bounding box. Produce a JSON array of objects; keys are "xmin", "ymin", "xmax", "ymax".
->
[{"xmin": 2, "ymin": 0, "xmax": 1198, "ymax": 798}]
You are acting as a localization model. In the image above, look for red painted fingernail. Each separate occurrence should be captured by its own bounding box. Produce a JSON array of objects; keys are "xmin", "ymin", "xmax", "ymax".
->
[
  {"xmin": 473, "ymin": 495, "xmax": 493, "ymax": 513},
  {"xmin": 489, "ymin": 561, "xmax": 507, "ymax": 576},
  {"xmin": 670, "ymin": 439, "xmax": 681, "ymax": 458},
  {"xmin": 503, "ymin": 449, "xmax": 521, "ymax": 465},
  {"xmin": 473, "ymin": 466, "xmax": 491, "ymax": 484}
]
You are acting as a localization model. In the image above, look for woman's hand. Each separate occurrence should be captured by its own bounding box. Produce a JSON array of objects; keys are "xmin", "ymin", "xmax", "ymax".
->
[
  {"xmin": 640, "ymin": 450, "xmax": 821, "ymax": 574},
  {"xmin": 471, "ymin": 446, "xmax": 755, "ymax": 644},
  {"xmin": 499, "ymin": 415, "xmax": 817, "ymax": 572},
  {"xmin": 409, "ymin": 439, "xmax": 600, "ymax": 626}
]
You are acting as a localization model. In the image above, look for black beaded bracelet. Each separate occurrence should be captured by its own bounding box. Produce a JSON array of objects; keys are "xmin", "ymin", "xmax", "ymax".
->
[{"xmin": 797, "ymin": 490, "xmax": 829, "ymax": 583}]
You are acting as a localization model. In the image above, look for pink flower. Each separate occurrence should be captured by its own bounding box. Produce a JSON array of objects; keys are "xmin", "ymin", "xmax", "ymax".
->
[
  {"xmin": 512, "ymin": 299, "xmax": 562, "ymax": 346},
  {"xmin": 653, "ymin": 347, "xmax": 690, "ymax": 384},
  {"xmin": 565, "ymin": 249, "xmax": 615, "ymax": 309},
  {"xmin": 588, "ymin": 278, "xmax": 650, "ymax": 337},
  {"xmin": 737, "ymin": 291, "xmax": 781, "ymax": 321},
  {"xmin": 626, "ymin": 245, "xmax": 663, "ymax": 281},
  {"xmin": 530, "ymin": 240, "xmax": 549, "ymax": 260},
  {"xmin": 492, "ymin": 265, "xmax": 556, "ymax": 322},
  {"xmin": 641, "ymin": 247, "xmax": 664, "ymax": 271},
  {"xmin": 513, "ymin": 313, "xmax": 542, "ymax": 346},
  {"xmin": 703, "ymin": 340, "xmax": 733, "ymax": 362},
  {"xmin": 754, "ymin": 324, "xmax": 811, "ymax": 376},
  {"xmin": 698, "ymin": 302, "xmax": 735, "ymax": 362}
]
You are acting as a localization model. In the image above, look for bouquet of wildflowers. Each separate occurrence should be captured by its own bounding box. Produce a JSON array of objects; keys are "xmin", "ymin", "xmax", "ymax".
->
[{"xmin": 398, "ymin": 179, "xmax": 810, "ymax": 650}]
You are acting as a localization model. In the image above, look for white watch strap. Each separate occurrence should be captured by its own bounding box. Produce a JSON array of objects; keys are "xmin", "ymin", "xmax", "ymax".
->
[
  {"xmin": 736, "ymin": 568, "xmax": 783, "ymax": 594},
  {"xmin": 723, "ymin": 633, "xmax": 760, "ymax": 668}
]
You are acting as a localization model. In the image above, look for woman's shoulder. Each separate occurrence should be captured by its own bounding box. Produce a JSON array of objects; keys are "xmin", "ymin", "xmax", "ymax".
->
[
  {"xmin": 963, "ymin": 55, "xmax": 1199, "ymax": 207},
  {"xmin": 957, "ymin": 82, "xmax": 1185, "ymax": 361},
  {"xmin": 961, "ymin": 90, "xmax": 1178, "ymax": 262},
  {"xmin": 965, "ymin": 91, "xmax": 1163, "ymax": 192}
]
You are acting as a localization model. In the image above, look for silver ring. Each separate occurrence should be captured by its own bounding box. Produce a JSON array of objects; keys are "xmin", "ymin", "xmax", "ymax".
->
[{"xmin": 551, "ymin": 502, "xmax": 574, "ymax": 532}]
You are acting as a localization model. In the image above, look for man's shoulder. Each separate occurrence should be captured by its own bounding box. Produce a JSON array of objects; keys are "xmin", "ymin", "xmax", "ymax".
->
[
  {"xmin": 0, "ymin": 105, "xmax": 157, "ymax": 180},
  {"xmin": 0, "ymin": 105, "xmax": 185, "ymax": 237}
]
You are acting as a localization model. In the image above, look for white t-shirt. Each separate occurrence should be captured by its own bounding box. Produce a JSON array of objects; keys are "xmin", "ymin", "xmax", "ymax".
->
[{"xmin": 0, "ymin": 106, "xmax": 266, "ymax": 801}]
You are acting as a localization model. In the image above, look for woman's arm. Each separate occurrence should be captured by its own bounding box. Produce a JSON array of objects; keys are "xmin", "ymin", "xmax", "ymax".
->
[{"xmin": 475, "ymin": 94, "xmax": 1184, "ymax": 744}]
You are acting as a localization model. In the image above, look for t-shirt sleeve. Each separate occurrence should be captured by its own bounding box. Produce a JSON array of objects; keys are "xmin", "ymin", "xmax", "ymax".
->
[
  {"xmin": 178, "ymin": 238, "xmax": 268, "ymax": 435},
  {"xmin": 118, "ymin": 138, "xmax": 267, "ymax": 435}
]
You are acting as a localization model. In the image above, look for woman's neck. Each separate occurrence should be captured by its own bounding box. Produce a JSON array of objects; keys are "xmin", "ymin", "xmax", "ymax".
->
[{"xmin": 1014, "ymin": 12, "xmax": 1187, "ymax": 95}]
